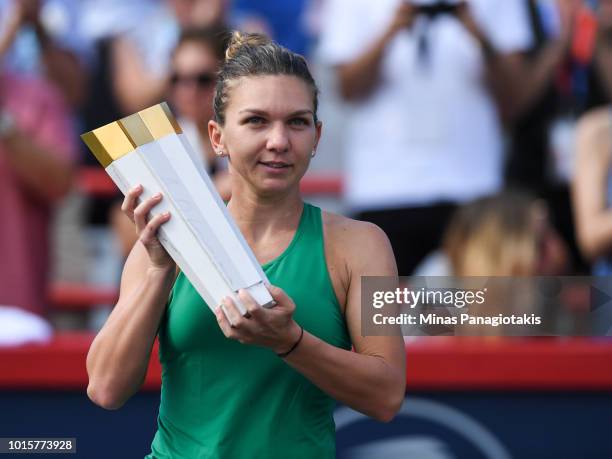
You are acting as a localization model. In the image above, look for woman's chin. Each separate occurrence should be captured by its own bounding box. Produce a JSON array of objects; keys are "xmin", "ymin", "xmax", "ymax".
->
[{"xmin": 254, "ymin": 177, "xmax": 299, "ymax": 197}]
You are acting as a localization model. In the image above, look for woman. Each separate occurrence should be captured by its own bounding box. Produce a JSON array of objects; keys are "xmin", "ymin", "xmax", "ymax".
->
[{"xmin": 86, "ymin": 32, "xmax": 406, "ymax": 458}]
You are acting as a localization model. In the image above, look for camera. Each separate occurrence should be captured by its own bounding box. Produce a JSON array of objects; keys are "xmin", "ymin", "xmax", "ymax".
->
[{"xmin": 409, "ymin": 0, "xmax": 466, "ymax": 18}]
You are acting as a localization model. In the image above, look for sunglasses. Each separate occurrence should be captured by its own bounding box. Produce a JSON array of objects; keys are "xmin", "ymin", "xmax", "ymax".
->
[{"xmin": 170, "ymin": 72, "xmax": 216, "ymax": 88}]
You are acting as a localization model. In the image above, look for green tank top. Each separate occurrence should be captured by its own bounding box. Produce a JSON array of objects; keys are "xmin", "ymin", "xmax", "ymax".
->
[{"xmin": 146, "ymin": 203, "xmax": 351, "ymax": 459}]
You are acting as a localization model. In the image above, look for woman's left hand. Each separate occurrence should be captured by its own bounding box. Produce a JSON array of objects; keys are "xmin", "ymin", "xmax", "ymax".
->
[{"xmin": 215, "ymin": 285, "xmax": 302, "ymax": 354}]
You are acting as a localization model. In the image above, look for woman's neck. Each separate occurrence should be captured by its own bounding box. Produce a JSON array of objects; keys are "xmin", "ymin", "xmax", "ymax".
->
[{"xmin": 227, "ymin": 186, "xmax": 304, "ymax": 244}]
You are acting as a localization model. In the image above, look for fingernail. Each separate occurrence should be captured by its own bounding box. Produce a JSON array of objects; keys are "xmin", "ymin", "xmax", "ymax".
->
[
  {"xmin": 163, "ymin": 212, "xmax": 171, "ymax": 218},
  {"xmin": 153, "ymin": 192, "xmax": 162, "ymax": 198}
]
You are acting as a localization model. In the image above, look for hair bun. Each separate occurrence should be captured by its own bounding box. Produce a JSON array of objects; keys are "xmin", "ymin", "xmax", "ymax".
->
[{"xmin": 225, "ymin": 31, "xmax": 271, "ymax": 61}]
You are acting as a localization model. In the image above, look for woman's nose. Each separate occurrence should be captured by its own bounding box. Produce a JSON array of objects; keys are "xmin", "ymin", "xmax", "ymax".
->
[{"xmin": 266, "ymin": 123, "xmax": 290, "ymax": 152}]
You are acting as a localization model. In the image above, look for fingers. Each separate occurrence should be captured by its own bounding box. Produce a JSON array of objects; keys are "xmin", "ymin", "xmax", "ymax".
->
[
  {"xmin": 122, "ymin": 186, "xmax": 170, "ymax": 246},
  {"xmin": 216, "ymin": 289, "xmax": 297, "ymax": 349},
  {"xmin": 221, "ymin": 296, "xmax": 243, "ymax": 328},
  {"xmin": 267, "ymin": 285, "xmax": 295, "ymax": 315},
  {"xmin": 139, "ymin": 211, "xmax": 171, "ymax": 246},
  {"xmin": 216, "ymin": 294, "xmax": 262, "ymax": 340},
  {"xmin": 267, "ymin": 285, "xmax": 289, "ymax": 305},
  {"xmin": 121, "ymin": 184, "xmax": 143, "ymax": 223},
  {"xmin": 238, "ymin": 289, "xmax": 262, "ymax": 317},
  {"xmin": 215, "ymin": 305, "xmax": 233, "ymax": 338},
  {"xmin": 133, "ymin": 192, "xmax": 164, "ymax": 233},
  {"xmin": 215, "ymin": 297, "xmax": 253, "ymax": 344}
]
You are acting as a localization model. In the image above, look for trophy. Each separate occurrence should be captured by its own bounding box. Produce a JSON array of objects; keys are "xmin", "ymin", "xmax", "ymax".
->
[{"xmin": 81, "ymin": 103, "xmax": 275, "ymax": 315}]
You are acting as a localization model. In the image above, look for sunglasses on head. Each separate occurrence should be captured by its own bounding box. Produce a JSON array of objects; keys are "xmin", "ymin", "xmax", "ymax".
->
[{"xmin": 170, "ymin": 72, "xmax": 216, "ymax": 87}]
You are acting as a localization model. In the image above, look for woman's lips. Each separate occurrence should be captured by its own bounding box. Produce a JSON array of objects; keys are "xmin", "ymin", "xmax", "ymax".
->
[{"xmin": 258, "ymin": 161, "xmax": 292, "ymax": 171}]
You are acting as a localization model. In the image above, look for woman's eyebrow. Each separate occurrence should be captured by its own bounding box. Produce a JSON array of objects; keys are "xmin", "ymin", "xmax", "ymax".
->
[
  {"xmin": 287, "ymin": 110, "xmax": 314, "ymax": 117},
  {"xmin": 238, "ymin": 109, "xmax": 314, "ymax": 117}
]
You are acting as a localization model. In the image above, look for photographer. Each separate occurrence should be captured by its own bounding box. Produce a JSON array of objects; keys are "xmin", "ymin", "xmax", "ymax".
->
[{"xmin": 319, "ymin": 0, "xmax": 532, "ymax": 275}]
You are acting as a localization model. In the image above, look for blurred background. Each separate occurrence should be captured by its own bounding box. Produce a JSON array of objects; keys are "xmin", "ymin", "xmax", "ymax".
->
[{"xmin": 0, "ymin": 0, "xmax": 611, "ymax": 457}]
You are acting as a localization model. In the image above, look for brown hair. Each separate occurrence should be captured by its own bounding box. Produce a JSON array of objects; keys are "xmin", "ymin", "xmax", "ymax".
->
[
  {"xmin": 174, "ymin": 25, "xmax": 231, "ymax": 62},
  {"xmin": 213, "ymin": 31, "xmax": 319, "ymax": 125},
  {"xmin": 444, "ymin": 191, "xmax": 547, "ymax": 276}
]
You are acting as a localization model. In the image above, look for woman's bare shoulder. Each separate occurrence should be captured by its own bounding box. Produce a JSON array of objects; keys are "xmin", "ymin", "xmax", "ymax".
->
[
  {"xmin": 320, "ymin": 211, "xmax": 394, "ymax": 313},
  {"xmin": 322, "ymin": 211, "xmax": 393, "ymax": 267},
  {"xmin": 323, "ymin": 211, "xmax": 389, "ymax": 242}
]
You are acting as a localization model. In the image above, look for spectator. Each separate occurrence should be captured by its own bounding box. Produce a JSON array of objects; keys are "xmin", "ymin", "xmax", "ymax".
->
[
  {"xmin": 0, "ymin": 0, "xmax": 89, "ymax": 108},
  {"xmin": 167, "ymin": 27, "xmax": 230, "ymax": 181},
  {"xmin": 111, "ymin": 0, "xmax": 228, "ymax": 114},
  {"xmin": 110, "ymin": 27, "xmax": 231, "ymax": 258},
  {"xmin": 444, "ymin": 191, "xmax": 569, "ymax": 276},
  {"xmin": 231, "ymin": 0, "xmax": 313, "ymax": 55},
  {"xmin": 0, "ymin": 26, "xmax": 76, "ymax": 315},
  {"xmin": 415, "ymin": 191, "xmax": 569, "ymax": 276},
  {"xmin": 506, "ymin": 0, "xmax": 577, "ymax": 188},
  {"xmin": 79, "ymin": 3, "xmax": 230, "ymax": 319},
  {"xmin": 318, "ymin": 0, "xmax": 532, "ymax": 275},
  {"xmin": 573, "ymin": 106, "xmax": 612, "ymax": 274},
  {"xmin": 584, "ymin": 0, "xmax": 612, "ymax": 110},
  {"xmin": 504, "ymin": 0, "xmax": 588, "ymax": 273}
]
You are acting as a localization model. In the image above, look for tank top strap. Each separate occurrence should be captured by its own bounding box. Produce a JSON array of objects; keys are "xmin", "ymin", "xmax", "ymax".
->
[{"xmin": 263, "ymin": 202, "xmax": 349, "ymax": 349}]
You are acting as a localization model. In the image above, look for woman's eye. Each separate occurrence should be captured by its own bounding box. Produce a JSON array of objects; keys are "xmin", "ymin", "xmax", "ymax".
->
[
  {"xmin": 246, "ymin": 116, "xmax": 265, "ymax": 125},
  {"xmin": 289, "ymin": 118, "xmax": 309, "ymax": 126}
]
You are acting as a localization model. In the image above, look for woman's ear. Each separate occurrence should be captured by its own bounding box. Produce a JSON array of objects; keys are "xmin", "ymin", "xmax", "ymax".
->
[
  {"xmin": 208, "ymin": 119, "xmax": 224, "ymax": 155},
  {"xmin": 313, "ymin": 120, "xmax": 323, "ymax": 152}
]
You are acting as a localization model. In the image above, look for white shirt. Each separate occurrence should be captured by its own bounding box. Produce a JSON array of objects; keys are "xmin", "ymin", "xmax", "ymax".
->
[{"xmin": 318, "ymin": 0, "xmax": 532, "ymax": 210}]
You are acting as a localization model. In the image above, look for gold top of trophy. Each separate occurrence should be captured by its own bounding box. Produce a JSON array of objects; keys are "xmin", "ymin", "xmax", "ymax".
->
[
  {"xmin": 81, "ymin": 102, "xmax": 183, "ymax": 168},
  {"xmin": 81, "ymin": 122, "xmax": 135, "ymax": 168}
]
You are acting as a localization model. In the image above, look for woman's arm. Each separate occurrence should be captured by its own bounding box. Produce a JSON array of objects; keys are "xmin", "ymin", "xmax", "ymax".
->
[
  {"xmin": 572, "ymin": 108, "xmax": 612, "ymax": 261},
  {"xmin": 282, "ymin": 221, "xmax": 405, "ymax": 421},
  {"xmin": 217, "ymin": 219, "xmax": 406, "ymax": 422},
  {"xmin": 86, "ymin": 187, "xmax": 176, "ymax": 410}
]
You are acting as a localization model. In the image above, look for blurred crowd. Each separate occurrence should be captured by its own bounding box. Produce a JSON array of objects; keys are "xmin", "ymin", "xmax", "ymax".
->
[{"xmin": 2, "ymin": 0, "xmax": 612, "ymax": 337}]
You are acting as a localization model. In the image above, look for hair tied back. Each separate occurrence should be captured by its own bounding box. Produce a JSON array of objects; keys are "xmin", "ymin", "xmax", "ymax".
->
[{"xmin": 225, "ymin": 31, "xmax": 271, "ymax": 61}]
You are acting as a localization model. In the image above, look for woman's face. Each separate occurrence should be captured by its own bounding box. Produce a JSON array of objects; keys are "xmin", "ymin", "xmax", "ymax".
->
[
  {"xmin": 211, "ymin": 75, "xmax": 321, "ymax": 197},
  {"xmin": 170, "ymin": 41, "xmax": 218, "ymax": 124}
]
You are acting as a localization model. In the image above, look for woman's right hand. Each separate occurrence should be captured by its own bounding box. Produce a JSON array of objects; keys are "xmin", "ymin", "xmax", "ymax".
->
[{"xmin": 121, "ymin": 184, "xmax": 175, "ymax": 270}]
